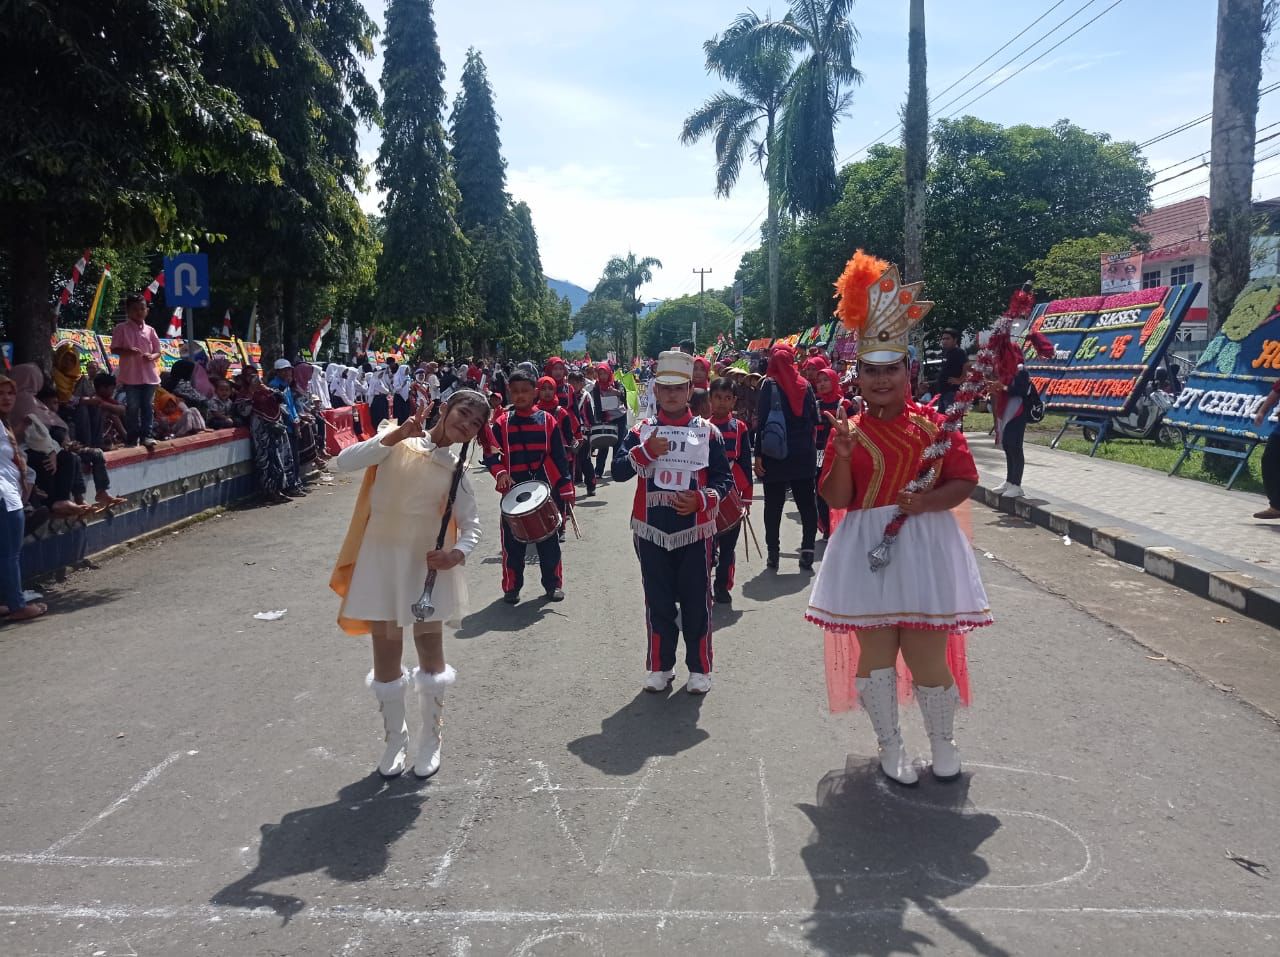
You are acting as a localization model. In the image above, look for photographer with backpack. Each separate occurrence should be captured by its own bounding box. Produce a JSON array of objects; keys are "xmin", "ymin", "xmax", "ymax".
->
[{"xmin": 754, "ymin": 343, "xmax": 820, "ymax": 571}]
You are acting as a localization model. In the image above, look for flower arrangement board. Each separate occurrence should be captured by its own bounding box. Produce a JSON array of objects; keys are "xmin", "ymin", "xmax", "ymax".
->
[
  {"xmin": 1165, "ymin": 278, "xmax": 1280, "ymax": 440},
  {"xmin": 1022, "ymin": 283, "xmax": 1198, "ymax": 415}
]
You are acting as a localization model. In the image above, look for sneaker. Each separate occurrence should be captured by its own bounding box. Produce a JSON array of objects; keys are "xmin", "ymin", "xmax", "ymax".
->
[
  {"xmin": 503, "ymin": 590, "xmax": 520, "ymax": 605},
  {"xmin": 990, "ymin": 481, "xmax": 1010, "ymax": 495},
  {"xmin": 544, "ymin": 588, "xmax": 565, "ymax": 602},
  {"xmin": 798, "ymin": 549, "xmax": 815, "ymax": 572},
  {"xmin": 1001, "ymin": 484, "xmax": 1024, "ymax": 499},
  {"xmin": 714, "ymin": 587, "xmax": 732, "ymax": 604},
  {"xmin": 687, "ymin": 673, "xmax": 712, "ymax": 695},
  {"xmin": 643, "ymin": 670, "xmax": 675, "ymax": 693},
  {"xmin": 1254, "ymin": 507, "xmax": 1280, "ymax": 520},
  {"xmin": 142, "ymin": 437, "xmax": 157, "ymax": 451}
]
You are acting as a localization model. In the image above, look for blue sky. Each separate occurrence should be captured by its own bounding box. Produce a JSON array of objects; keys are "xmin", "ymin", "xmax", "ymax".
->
[{"xmin": 355, "ymin": 0, "xmax": 1274, "ymax": 300}]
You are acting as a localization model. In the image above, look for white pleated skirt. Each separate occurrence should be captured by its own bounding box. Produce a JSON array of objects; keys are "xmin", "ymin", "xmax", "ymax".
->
[{"xmin": 806, "ymin": 505, "xmax": 992, "ymax": 633}]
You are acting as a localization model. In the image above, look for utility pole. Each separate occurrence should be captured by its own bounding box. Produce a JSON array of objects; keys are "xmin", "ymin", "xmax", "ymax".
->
[{"xmin": 693, "ymin": 267, "xmax": 712, "ymax": 351}]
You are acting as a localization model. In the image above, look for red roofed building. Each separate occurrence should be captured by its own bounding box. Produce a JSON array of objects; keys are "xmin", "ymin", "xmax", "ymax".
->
[{"xmin": 1103, "ymin": 195, "xmax": 1280, "ymax": 342}]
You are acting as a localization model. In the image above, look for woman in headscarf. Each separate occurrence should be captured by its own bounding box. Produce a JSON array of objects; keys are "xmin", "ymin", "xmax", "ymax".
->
[
  {"xmin": 0, "ymin": 374, "xmax": 45, "ymax": 621},
  {"xmin": 206, "ymin": 353, "xmax": 232, "ymax": 382},
  {"xmin": 165, "ymin": 359, "xmax": 210, "ymax": 415},
  {"xmin": 290, "ymin": 362, "xmax": 325, "ymax": 467},
  {"xmin": 10, "ymin": 364, "xmax": 95, "ymax": 520},
  {"xmin": 692, "ymin": 356, "xmax": 712, "ymax": 390},
  {"xmin": 52, "ymin": 344, "xmax": 102, "ymax": 446},
  {"xmin": 241, "ymin": 367, "xmax": 302, "ymax": 503},
  {"xmin": 754, "ymin": 343, "xmax": 820, "ymax": 570},
  {"xmin": 325, "ymin": 364, "xmax": 348, "ymax": 407},
  {"xmin": 814, "ymin": 367, "xmax": 856, "ymax": 539},
  {"xmin": 986, "ymin": 328, "xmax": 1052, "ymax": 500},
  {"xmin": 591, "ymin": 361, "xmax": 628, "ymax": 479},
  {"xmin": 152, "ymin": 384, "xmax": 206, "ymax": 439}
]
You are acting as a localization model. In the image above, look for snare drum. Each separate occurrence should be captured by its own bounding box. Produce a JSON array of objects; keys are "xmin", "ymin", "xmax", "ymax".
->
[
  {"xmin": 501, "ymin": 481, "xmax": 563, "ymax": 544},
  {"xmin": 589, "ymin": 423, "xmax": 619, "ymax": 453},
  {"xmin": 715, "ymin": 487, "xmax": 746, "ymax": 534}
]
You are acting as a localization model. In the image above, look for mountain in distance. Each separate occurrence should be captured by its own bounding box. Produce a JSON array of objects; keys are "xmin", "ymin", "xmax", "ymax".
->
[{"xmin": 546, "ymin": 277, "xmax": 590, "ymax": 316}]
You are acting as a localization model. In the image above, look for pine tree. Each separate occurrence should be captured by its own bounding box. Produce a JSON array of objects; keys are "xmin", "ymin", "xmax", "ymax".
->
[
  {"xmin": 451, "ymin": 49, "xmax": 508, "ymax": 232},
  {"xmin": 376, "ymin": 0, "xmax": 466, "ymax": 335}
]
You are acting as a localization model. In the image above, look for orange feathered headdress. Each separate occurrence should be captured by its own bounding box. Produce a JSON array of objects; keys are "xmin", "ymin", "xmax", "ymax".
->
[{"xmin": 834, "ymin": 250, "xmax": 890, "ymax": 334}]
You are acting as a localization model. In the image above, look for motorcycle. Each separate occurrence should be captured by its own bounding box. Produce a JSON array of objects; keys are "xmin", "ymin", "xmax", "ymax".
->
[{"xmin": 1082, "ymin": 373, "xmax": 1183, "ymax": 446}]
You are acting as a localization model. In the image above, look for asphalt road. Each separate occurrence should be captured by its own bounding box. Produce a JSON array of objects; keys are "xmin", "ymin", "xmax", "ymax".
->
[{"xmin": 1, "ymin": 461, "xmax": 1279, "ymax": 956}]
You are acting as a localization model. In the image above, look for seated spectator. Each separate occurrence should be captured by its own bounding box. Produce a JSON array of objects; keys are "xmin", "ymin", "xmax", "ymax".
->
[
  {"xmin": 92, "ymin": 372, "xmax": 127, "ymax": 448},
  {"xmin": 166, "ymin": 359, "xmax": 210, "ymax": 415},
  {"xmin": 152, "ymin": 385, "xmax": 206, "ymax": 439},
  {"xmin": 205, "ymin": 377, "xmax": 239, "ymax": 429},
  {"xmin": 10, "ymin": 365, "xmax": 94, "ymax": 521},
  {"xmin": 0, "ymin": 373, "xmax": 46, "ymax": 622},
  {"xmin": 37, "ymin": 385, "xmax": 126, "ymax": 511}
]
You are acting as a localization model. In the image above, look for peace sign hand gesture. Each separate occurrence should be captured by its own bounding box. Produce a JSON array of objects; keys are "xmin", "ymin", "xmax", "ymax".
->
[{"xmin": 824, "ymin": 404, "xmax": 856, "ymax": 460}]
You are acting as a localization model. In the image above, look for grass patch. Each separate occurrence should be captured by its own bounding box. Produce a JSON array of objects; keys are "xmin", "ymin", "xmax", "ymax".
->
[{"xmin": 960, "ymin": 411, "xmax": 1265, "ymax": 496}]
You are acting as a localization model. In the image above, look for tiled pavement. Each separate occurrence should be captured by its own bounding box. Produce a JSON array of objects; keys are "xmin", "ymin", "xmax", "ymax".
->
[{"xmin": 965, "ymin": 434, "xmax": 1280, "ymax": 625}]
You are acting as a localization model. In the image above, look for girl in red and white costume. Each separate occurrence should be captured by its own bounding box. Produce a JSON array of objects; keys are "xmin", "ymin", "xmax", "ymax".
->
[{"xmin": 806, "ymin": 252, "xmax": 992, "ymax": 787}]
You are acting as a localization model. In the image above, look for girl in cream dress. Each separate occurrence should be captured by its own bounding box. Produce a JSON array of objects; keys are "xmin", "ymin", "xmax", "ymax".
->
[{"xmin": 331, "ymin": 390, "xmax": 488, "ymax": 780}]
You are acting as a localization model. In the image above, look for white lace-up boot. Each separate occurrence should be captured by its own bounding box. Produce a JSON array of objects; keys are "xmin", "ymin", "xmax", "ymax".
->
[
  {"xmin": 368, "ymin": 669, "xmax": 411, "ymax": 779},
  {"xmin": 916, "ymin": 683, "xmax": 962, "ymax": 782},
  {"xmin": 411, "ymin": 665, "xmax": 456, "ymax": 780},
  {"xmin": 855, "ymin": 667, "xmax": 918, "ymax": 786}
]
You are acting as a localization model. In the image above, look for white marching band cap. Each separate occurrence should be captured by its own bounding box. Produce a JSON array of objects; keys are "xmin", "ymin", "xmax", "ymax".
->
[{"xmin": 653, "ymin": 350, "xmax": 694, "ymax": 385}]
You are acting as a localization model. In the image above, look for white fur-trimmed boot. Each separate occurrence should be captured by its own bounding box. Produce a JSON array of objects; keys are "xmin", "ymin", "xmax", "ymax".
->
[
  {"xmin": 855, "ymin": 667, "xmax": 918, "ymax": 786},
  {"xmin": 916, "ymin": 683, "xmax": 962, "ymax": 782},
  {"xmin": 411, "ymin": 665, "xmax": 456, "ymax": 780},
  {"xmin": 368, "ymin": 668, "xmax": 411, "ymax": 779}
]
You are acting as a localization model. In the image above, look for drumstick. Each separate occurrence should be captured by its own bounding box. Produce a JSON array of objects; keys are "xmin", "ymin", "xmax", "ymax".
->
[
  {"xmin": 746, "ymin": 513, "xmax": 761, "ymax": 557},
  {"xmin": 568, "ymin": 506, "xmax": 583, "ymax": 540}
]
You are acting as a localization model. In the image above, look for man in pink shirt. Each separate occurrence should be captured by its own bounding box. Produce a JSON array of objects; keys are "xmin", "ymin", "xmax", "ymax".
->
[{"xmin": 110, "ymin": 294, "xmax": 162, "ymax": 449}]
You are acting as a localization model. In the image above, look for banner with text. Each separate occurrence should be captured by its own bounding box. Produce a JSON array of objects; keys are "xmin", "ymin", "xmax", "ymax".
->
[
  {"xmin": 1023, "ymin": 283, "xmax": 1198, "ymax": 415},
  {"xmin": 1165, "ymin": 278, "xmax": 1280, "ymax": 440}
]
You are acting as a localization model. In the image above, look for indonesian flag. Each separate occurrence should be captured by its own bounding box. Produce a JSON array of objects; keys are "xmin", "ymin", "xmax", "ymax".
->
[
  {"xmin": 220, "ymin": 309, "xmax": 232, "ymax": 338},
  {"xmin": 56, "ymin": 249, "xmax": 92, "ymax": 315},
  {"xmin": 310, "ymin": 315, "xmax": 332, "ymax": 356},
  {"xmin": 166, "ymin": 307, "xmax": 184, "ymax": 338},
  {"xmin": 141, "ymin": 272, "xmax": 164, "ymax": 304}
]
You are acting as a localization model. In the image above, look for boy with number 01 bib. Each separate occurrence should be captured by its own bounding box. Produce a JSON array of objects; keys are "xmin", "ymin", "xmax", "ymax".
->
[{"xmin": 613, "ymin": 351, "xmax": 733, "ymax": 695}]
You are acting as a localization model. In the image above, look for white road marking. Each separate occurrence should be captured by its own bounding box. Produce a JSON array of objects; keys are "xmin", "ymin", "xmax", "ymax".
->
[
  {"xmin": 426, "ymin": 761, "xmax": 495, "ymax": 888},
  {"xmin": 757, "ymin": 756, "xmax": 778, "ymax": 878},
  {"xmin": 530, "ymin": 760, "xmax": 588, "ymax": 868},
  {"xmin": 44, "ymin": 752, "xmax": 184, "ymax": 855},
  {"xmin": 593, "ymin": 758, "xmax": 658, "ymax": 876},
  {"xmin": 0, "ymin": 853, "xmax": 195, "ymax": 868}
]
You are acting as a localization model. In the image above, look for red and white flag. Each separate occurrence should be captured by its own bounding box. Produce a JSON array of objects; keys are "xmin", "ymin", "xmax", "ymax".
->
[
  {"xmin": 142, "ymin": 272, "xmax": 164, "ymax": 304},
  {"xmin": 56, "ymin": 249, "xmax": 92, "ymax": 315},
  {"xmin": 309, "ymin": 315, "xmax": 333, "ymax": 356},
  {"xmin": 166, "ymin": 308, "xmax": 184, "ymax": 338},
  {"xmin": 220, "ymin": 309, "xmax": 232, "ymax": 338}
]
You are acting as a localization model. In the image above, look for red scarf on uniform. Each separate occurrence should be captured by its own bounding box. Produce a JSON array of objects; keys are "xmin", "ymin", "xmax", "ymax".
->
[{"xmin": 766, "ymin": 344, "xmax": 807, "ymax": 416}]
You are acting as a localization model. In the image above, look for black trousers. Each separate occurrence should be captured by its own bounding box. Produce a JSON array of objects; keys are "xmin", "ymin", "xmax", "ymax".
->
[
  {"xmin": 575, "ymin": 440, "xmax": 597, "ymax": 491},
  {"xmin": 1263, "ymin": 430, "xmax": 1280, "ymax": 509},
  {"xmin": 594, "ymin": 419, "xmax": 627, "ymax": 477},
  {"xmin": 762, "ymin": 478, "xmax": 817, "ymax": 556},
  {"xmin": 713, "ymin": 521, "xmax": 743, "ymax": 592},
  {"xmin": 369, "ymin": 394, "xmax": 389, "ymax": 429},
  {"xmin": 392, "ymin": 394, "xmax": 410, "ymax": 424},
  {"xmin": 635, "ymin": 536, "xmax": 714, "ymax": 673},
  {"xmin": 501, "ymin": 521, "xmax": 562, "ymax": 594},
  {"xmin": 815, "ymin": 466, "xmax": 831, "ymax": 536},
  {"xmin": 1003, "ymin": 414, "xmax": 1027, "ymax": 486}
]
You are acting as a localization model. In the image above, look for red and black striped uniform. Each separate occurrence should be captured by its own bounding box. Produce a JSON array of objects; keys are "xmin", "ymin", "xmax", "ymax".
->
[
  {"xmin": 572, "ymin": 386, "xmax": 597, "ymax": 492},
  {"xmin": 483, "ymin": 408, "xmax": 575, "ymax": 594},
  {"xmin": 613, "ymin": 410, "xmax": 733, "ymax": 676},
  {"xmin": 710, "ymin": 413, "xmax": 754, "ymax": 594}
]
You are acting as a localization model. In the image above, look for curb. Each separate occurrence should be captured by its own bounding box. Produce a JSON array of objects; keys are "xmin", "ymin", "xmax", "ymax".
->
[{"xmin": 972, "ymin": 485, "xmax": 1280, "ymax": 629}]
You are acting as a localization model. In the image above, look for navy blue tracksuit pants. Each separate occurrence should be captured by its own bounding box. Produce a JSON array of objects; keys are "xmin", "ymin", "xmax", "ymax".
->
[{"xmin": 635, "ymin": 535, "xmax": 714, "ymax": 674}]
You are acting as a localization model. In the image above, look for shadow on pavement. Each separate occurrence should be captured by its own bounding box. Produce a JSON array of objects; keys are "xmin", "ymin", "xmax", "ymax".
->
[
  {"xmin": 741, "ymin": 569, "xmax": 812, "ymax": 600},
  {"xmin": 211, "ymin": 773, "xmax": 424, "ymax": 923},
  {"xmin": 454, "ymin": 593, "xmax": 552, "ymax": 638},
  {"xmin": 799, "ymin": 758, "xmax": 1009, "ymax": 957},
  {"xmin": 568, "ymin": 689, "xmax": 708, "ymax": 776}
]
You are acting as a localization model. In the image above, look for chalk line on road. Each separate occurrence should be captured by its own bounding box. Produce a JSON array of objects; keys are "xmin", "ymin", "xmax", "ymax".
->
[
  {"xmin": 757, "ymin": 756, "xmax": 778, "ymax": 878},
  {"xmin": 593, "ymin": 757, "xmax": 659, "ymax": 876},
  {"xmin": 4, "ymin": 902, "xmax": 1280, "ymax": 927},
  {"xmin": 0, "ymin": 853, "xmax": 196, "ymax": 868},
  {"xmin": 530, "ymin": 759, "xmax": 589, "ymax": 868},
  {"xmin": 426, "ymin": 760, "xmax": 495, "ymax": 889}
]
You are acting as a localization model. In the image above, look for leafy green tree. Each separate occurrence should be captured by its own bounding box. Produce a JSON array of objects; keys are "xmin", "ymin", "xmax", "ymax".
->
[
  {"xmin": 196, "ymin": 0, "xmax": 378, "ymax": 353},
  {"xmin": 451, "ymin": 49, "xmax": 507, "ymax": 232},
  {"xmin": 733, "ymin": 1, "xmax": 863, "ymax": 217},
  {"xmin": 682, "ymin": 11, "xmax": 793, "ymax": 335},
  {"xmin": 1029, "ymin": 233, "xmax": 1141, "ymax": 300},
  {"xmin": 640, "ymin": 295, "xmax": 736, "ymax": 358},
  {"xmin": 735, "ymin": 218, "xmax": 808, "ymax": 337},
  {"xmin": 574, "ymin": 298, "xmax": 630, "ymax": 360},
  {"xmin": 594, "ymin": 253, "xmax": 663, "ymax": 359},
  {"xmin": 376, "ymin": 0, "xmax": 467, "ymax": 340},
  {"xmin": 0, "ymin": 0, "xmax": 280, "ymax": 365}
]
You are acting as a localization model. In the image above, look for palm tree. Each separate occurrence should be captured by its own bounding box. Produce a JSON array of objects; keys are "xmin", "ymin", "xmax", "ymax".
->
[
  {"xmin": 681, "ymin": 11, "xmax": 793, "ymax": 336},
  {"xmin": 595, "ymin": 252, "xmax": 663, "ymax": 359},
  {"xmin": 732, "ymin": 1, "xmax": 863, "ymax": 217}
]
